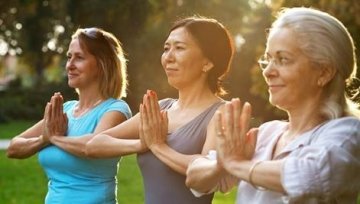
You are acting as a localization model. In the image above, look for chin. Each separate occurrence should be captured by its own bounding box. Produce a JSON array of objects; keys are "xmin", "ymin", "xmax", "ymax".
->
[
  {"xmin": 269, "ymin": 96, "xmax": 281, "ymax": 107},
  {"xmin": 67, "ymin": 81, "xmax": 77, "ymax": 89},
  {"xmin": 167, "ymin": 79, "xmax": 179, "ymax": 89}
]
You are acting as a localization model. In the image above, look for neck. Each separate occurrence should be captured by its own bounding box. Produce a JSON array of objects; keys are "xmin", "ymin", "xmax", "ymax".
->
[
  {"xmin": 175, "ymin": 86, "xmax": 220, "ymax": 110},
  {"xmin": 77, "ymin": 90, "xmax": 104, "ymax": 109},
  {"xmin": 286, "ymin": 104, "xmax": 326, "ymax": 138}
]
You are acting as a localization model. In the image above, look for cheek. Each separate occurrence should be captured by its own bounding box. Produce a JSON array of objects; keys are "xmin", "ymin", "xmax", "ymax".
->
[{"xmin": 161, "ymin": 55, "xmax": 166, "ymax": 67}]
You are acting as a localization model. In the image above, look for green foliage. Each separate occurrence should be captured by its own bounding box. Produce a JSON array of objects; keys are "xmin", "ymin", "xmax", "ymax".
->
[
  {"xmin": 1, "ymin": 0, "xmax": 359, "ymax": 123},
  {"xmin": 0, "ymin": 120, "xmax": 35, "ymax": 139},
  {"xmin": 0, "ymin": 80, "xmax": 77, "ymax": 121}
]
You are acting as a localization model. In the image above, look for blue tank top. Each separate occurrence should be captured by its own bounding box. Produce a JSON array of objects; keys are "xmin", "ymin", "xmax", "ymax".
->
[{"xmin": 38, "ymin": 98, "xmax": 132, "ymax": 204}]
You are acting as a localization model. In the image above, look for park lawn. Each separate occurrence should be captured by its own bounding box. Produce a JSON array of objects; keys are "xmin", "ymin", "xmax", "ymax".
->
[
  {"xmin": 0, "ymin": 120, "xmax": 236, "ymax": 203},
  {"xmin": 0, "ymin": 152, "xmax": 235, "ymax": 203}
]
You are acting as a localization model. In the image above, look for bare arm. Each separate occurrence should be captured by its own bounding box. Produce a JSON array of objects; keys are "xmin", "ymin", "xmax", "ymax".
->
[
  {"xmin": 140, "ymin": 91, "xmax": 215, "ymax": 175},
  {"xmin": 149, "ymin": 109, "xmax": 221, "ymax": 175},
  {"xmin": 215, "ymin": 99, "xmax": 285, "ymax": 192},
  {"xmin": 50, "ymin": 110, "xmax": 128, "ymax": 158},
  {"xmin": 225, "ymin": 159, "xmax": 284, "ymax": 192},
  {"xmin": 6, "ymin": 93, "xmax": 63, "ymax": 159},
  {"xmin": 85, "ymin": 113, "xmax": 144, "ymax": 158},
  {"xmin": 185, "ymin": 104, "xmax": 239, "ymax": 193},
  {"xmin": 6, "ymin": 120, "xmax": 48, "ymax": 159}
]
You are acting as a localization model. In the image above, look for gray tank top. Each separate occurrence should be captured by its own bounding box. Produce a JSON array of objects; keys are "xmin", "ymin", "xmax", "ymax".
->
[{"xmin": 137, "ymin": 98, "xmax": 224, "ymax": 204}]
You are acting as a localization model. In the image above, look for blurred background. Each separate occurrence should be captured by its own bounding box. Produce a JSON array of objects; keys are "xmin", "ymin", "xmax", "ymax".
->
[{"xmin": 0, "ymin": 0, "xmax": 359, "ymax": 124}]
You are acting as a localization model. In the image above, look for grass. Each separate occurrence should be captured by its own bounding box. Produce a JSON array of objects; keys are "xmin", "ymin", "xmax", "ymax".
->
[
  {"xmin": 0, "ymin": 153, "xmax": 236, "ymax": 203},
  {"xmin": 2, "ymin": 121, "xmax": 359, "ymax": 203},
  {"xmin": 0, "ymin": 121, "xmax": 236, "ymax": 203}
]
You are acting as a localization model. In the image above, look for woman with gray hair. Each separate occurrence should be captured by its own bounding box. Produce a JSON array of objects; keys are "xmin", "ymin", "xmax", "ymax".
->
[{"xmin": 186, "ymin": 7, "xmax": 360, "ymax": 203}]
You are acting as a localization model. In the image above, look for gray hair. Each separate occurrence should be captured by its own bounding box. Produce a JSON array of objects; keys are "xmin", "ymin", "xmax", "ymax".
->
[{"xmin": 270, "ymin": 7, "xmax": 358, "ymax": 118}]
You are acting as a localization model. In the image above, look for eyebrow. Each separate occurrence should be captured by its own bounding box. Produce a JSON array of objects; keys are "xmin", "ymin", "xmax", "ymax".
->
[
  {"xmin": 266, "ymin": 50, "xmax": 295, "ymax": 57},
  {"xmin": 66, "ymin": 51, "xmax": 84, "ymax": 56},
  {"xmin": 164, "ymin": 40, "xmax": 187, "ymax": 45}
]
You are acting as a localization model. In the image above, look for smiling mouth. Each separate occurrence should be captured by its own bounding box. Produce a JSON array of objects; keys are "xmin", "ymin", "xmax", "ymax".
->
[
  {"xmin": 165, "ymin": 68, "xmax": 178, "ymax": 71},
  {"xmin": 67, "ymin": 74, "xmax": 77, "ymax": 78}
]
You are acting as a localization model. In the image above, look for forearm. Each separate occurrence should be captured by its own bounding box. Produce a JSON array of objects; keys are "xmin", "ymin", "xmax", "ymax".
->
[
  {"xmin": 150, "ymin": 143, "xmax": 198, "ymax": 175},
  {"xmin": 6, "ymin": 136, "xmax": 48, "ymax": 159},
  {"xmin": 49, "ymin": 135, "xmax": 92, "ymax": 158},
  {"xmin": 186, "ymin": 157, "xmax": 225, "ymax": 193},
  {"xmin": 86, "ymin": 134, "xmax": 143, "ymax": 158},
  {"xmin": 227, "ymin": 160, "xmax": 285, "ymax": 193}
]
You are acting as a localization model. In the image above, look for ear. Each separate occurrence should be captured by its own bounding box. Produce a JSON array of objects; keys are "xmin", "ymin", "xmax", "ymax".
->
[
  {"xmin": 202, "ymin": 60, "xmax": 214, "ymax": 73},
  {"xmin": 317, "ymin": 65, "xmax": 336, "ymax": 87}
]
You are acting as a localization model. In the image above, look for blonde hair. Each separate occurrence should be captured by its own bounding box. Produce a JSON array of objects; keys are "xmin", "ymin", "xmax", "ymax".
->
[{"xmin": 72, "ymin": 27, "xmax": 128, "ymax": 99}]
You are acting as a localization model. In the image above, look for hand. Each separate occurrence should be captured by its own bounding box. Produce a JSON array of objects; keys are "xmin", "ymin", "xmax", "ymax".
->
[
  {"xmin": 139, "ymin": 90, "xmax": 168, "ymax": 150},
  {"xmin": 215, "ymin": 98, "xmax": 257, "ymax": 172},
  {"xmin": 138, "ymin": 107, "xmax": 149, "ymax": 153},
  {"xmin": 42, "ymin": 92, "xmax": 68, "ymax": 143}
]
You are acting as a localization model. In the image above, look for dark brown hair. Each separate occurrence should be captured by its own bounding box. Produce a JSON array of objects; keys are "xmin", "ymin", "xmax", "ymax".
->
[{"xmin": 170, "ymin": 16, "xmax": 235, "ymax": 96}]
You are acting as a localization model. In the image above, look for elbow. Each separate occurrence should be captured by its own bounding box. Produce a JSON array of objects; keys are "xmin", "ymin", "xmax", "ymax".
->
[
  {"xmin": 185, "ymin": 168, "xmax": 195, "ymax": 188},
  {"xmin": 6, "ymin": 145, "xmax": 25, "ymax": 159},
  {"xmin": 185, "ymin": 177, "xmax": 197, "ymax": 190},
  {"xmin": 6, "ymin": 147, "xmax": 16, "ymax": 158},
  {"xmin": 6, "ymin": 140, "xmax": 19, "ymax": 158}
]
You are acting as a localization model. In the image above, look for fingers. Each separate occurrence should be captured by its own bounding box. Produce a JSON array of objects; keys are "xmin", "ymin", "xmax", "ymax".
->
[
  {"xmin": 50, "ymin": 92, "xmax": 64, "ymax": 120},
  {"xmin": 247, "ymin": 128, "xmax": 258, "ymax": 147},
  {"xmin": 224, "ymin": 102, "xmax": 234, "ymax": 141},
  {"xmin": 147, "ymin": 90, "xmax": 161, "ymax": 124},
  {"xmin": 231, "ymin": 98, "xmax": 241, "ymax": 141},
  {"xmin": 246, "ymin": 127, "xmax": 258, "ymax": 159},
  {"xmin": 240, "ymin": 102, "xmax": 252, "ymax": 136},
  {"xmin": 56, "ymin": 92, "xmax": 64, "ymax": 116},
  {"xmin": 161, "ymin": 110, "xmax": 168, "ymax": 135},
  {"xmin": 47, "ymin": 102, "xmax": 52, "ymax": 121},
  {"xmin": 215, "ymin": 110, "xmax": 223, "ymax": 136},
  {"xmin": 44, "ymin": 102, "xmax": 50, "ymax": 120},
  {"xmin": 139, "ymin": 104, "xmax": 144, "ymax": 140}
]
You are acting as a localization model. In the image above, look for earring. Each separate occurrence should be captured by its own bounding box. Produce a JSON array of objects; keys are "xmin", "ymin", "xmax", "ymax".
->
[{"xmin": 317, "ymin": 80, "xmax": 323, "ymax": 87}]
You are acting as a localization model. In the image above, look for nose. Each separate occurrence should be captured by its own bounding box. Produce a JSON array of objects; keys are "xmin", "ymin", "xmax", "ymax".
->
[
  {"xmin": 262, "ymin": 61, "xmax": 277, "ymax": 79},
  {"xmin": 66, "ymin": 58, "xmax": 75, "ymax": 71},
  {"xmin": 162, "ymin": 48, "xmax": 175, "ymax": 63}
]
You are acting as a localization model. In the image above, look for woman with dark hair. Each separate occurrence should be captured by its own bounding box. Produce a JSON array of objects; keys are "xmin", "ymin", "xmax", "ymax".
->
[
  {"xmin": 7, "ymin": 27, "xmax": 131, "ymax": 203},
  {"xmin": 86, "ymin": 16, "xmax": 235, "ymax": 204}
]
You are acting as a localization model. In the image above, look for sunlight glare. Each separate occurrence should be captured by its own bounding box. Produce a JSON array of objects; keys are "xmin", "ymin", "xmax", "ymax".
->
[{"xmin": 0, "ymin": 39, "xmax": 8, "ymax": 56}]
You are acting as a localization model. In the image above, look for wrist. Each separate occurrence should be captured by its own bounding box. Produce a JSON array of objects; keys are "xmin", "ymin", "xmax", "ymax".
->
[
  {"xmin": 149, "ymin": 142, "xmax": 165, "ymax": 152},
  {"xmin": 248, "ymin": 161, "xmax": 266, "ymax": 191},
  {"xmin": 40, "ymin": 135, "xmax": 50, "ymax": 146},
  {"xmin": 135, "ymin": 139, "xmax": 148, "ymax": 153}
]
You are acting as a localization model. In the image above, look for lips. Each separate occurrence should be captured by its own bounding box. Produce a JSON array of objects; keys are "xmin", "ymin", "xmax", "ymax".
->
[
  {"xmin": 165, "ymin": 68, "xmax": 178, "ymax": 71},
  {"xmin": 268, "ymin": 84, "xmax": 284, "ymax": 92},
  {"xmin": 165, "ymin": 68, "xmax": 178, "ymax": 75},
  {"xmin": 67, "ymin": 73, "xmax": 78, "ymax": 79}
]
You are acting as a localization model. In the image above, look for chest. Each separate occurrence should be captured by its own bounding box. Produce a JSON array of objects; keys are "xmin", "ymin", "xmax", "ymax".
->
[
  {"xmin": 166, "ymin": 109, "xmax": 203, "ymax": 133},
  {"xmin": 272, "ymin": 135, "xmax": 291, "ymax": 159}
]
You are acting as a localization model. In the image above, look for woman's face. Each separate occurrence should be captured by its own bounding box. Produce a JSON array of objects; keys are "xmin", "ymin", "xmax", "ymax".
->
[
  {"xmin": 161, "ymin": 27, "xmax": 210, "ymax": 90},
  {"xmin": 262, "ymin": 28, "xmax": 324, "ymax": 111},
  {"xmin": 66, "ymin": 38, "xmax": 100, "ymax": 90}
]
